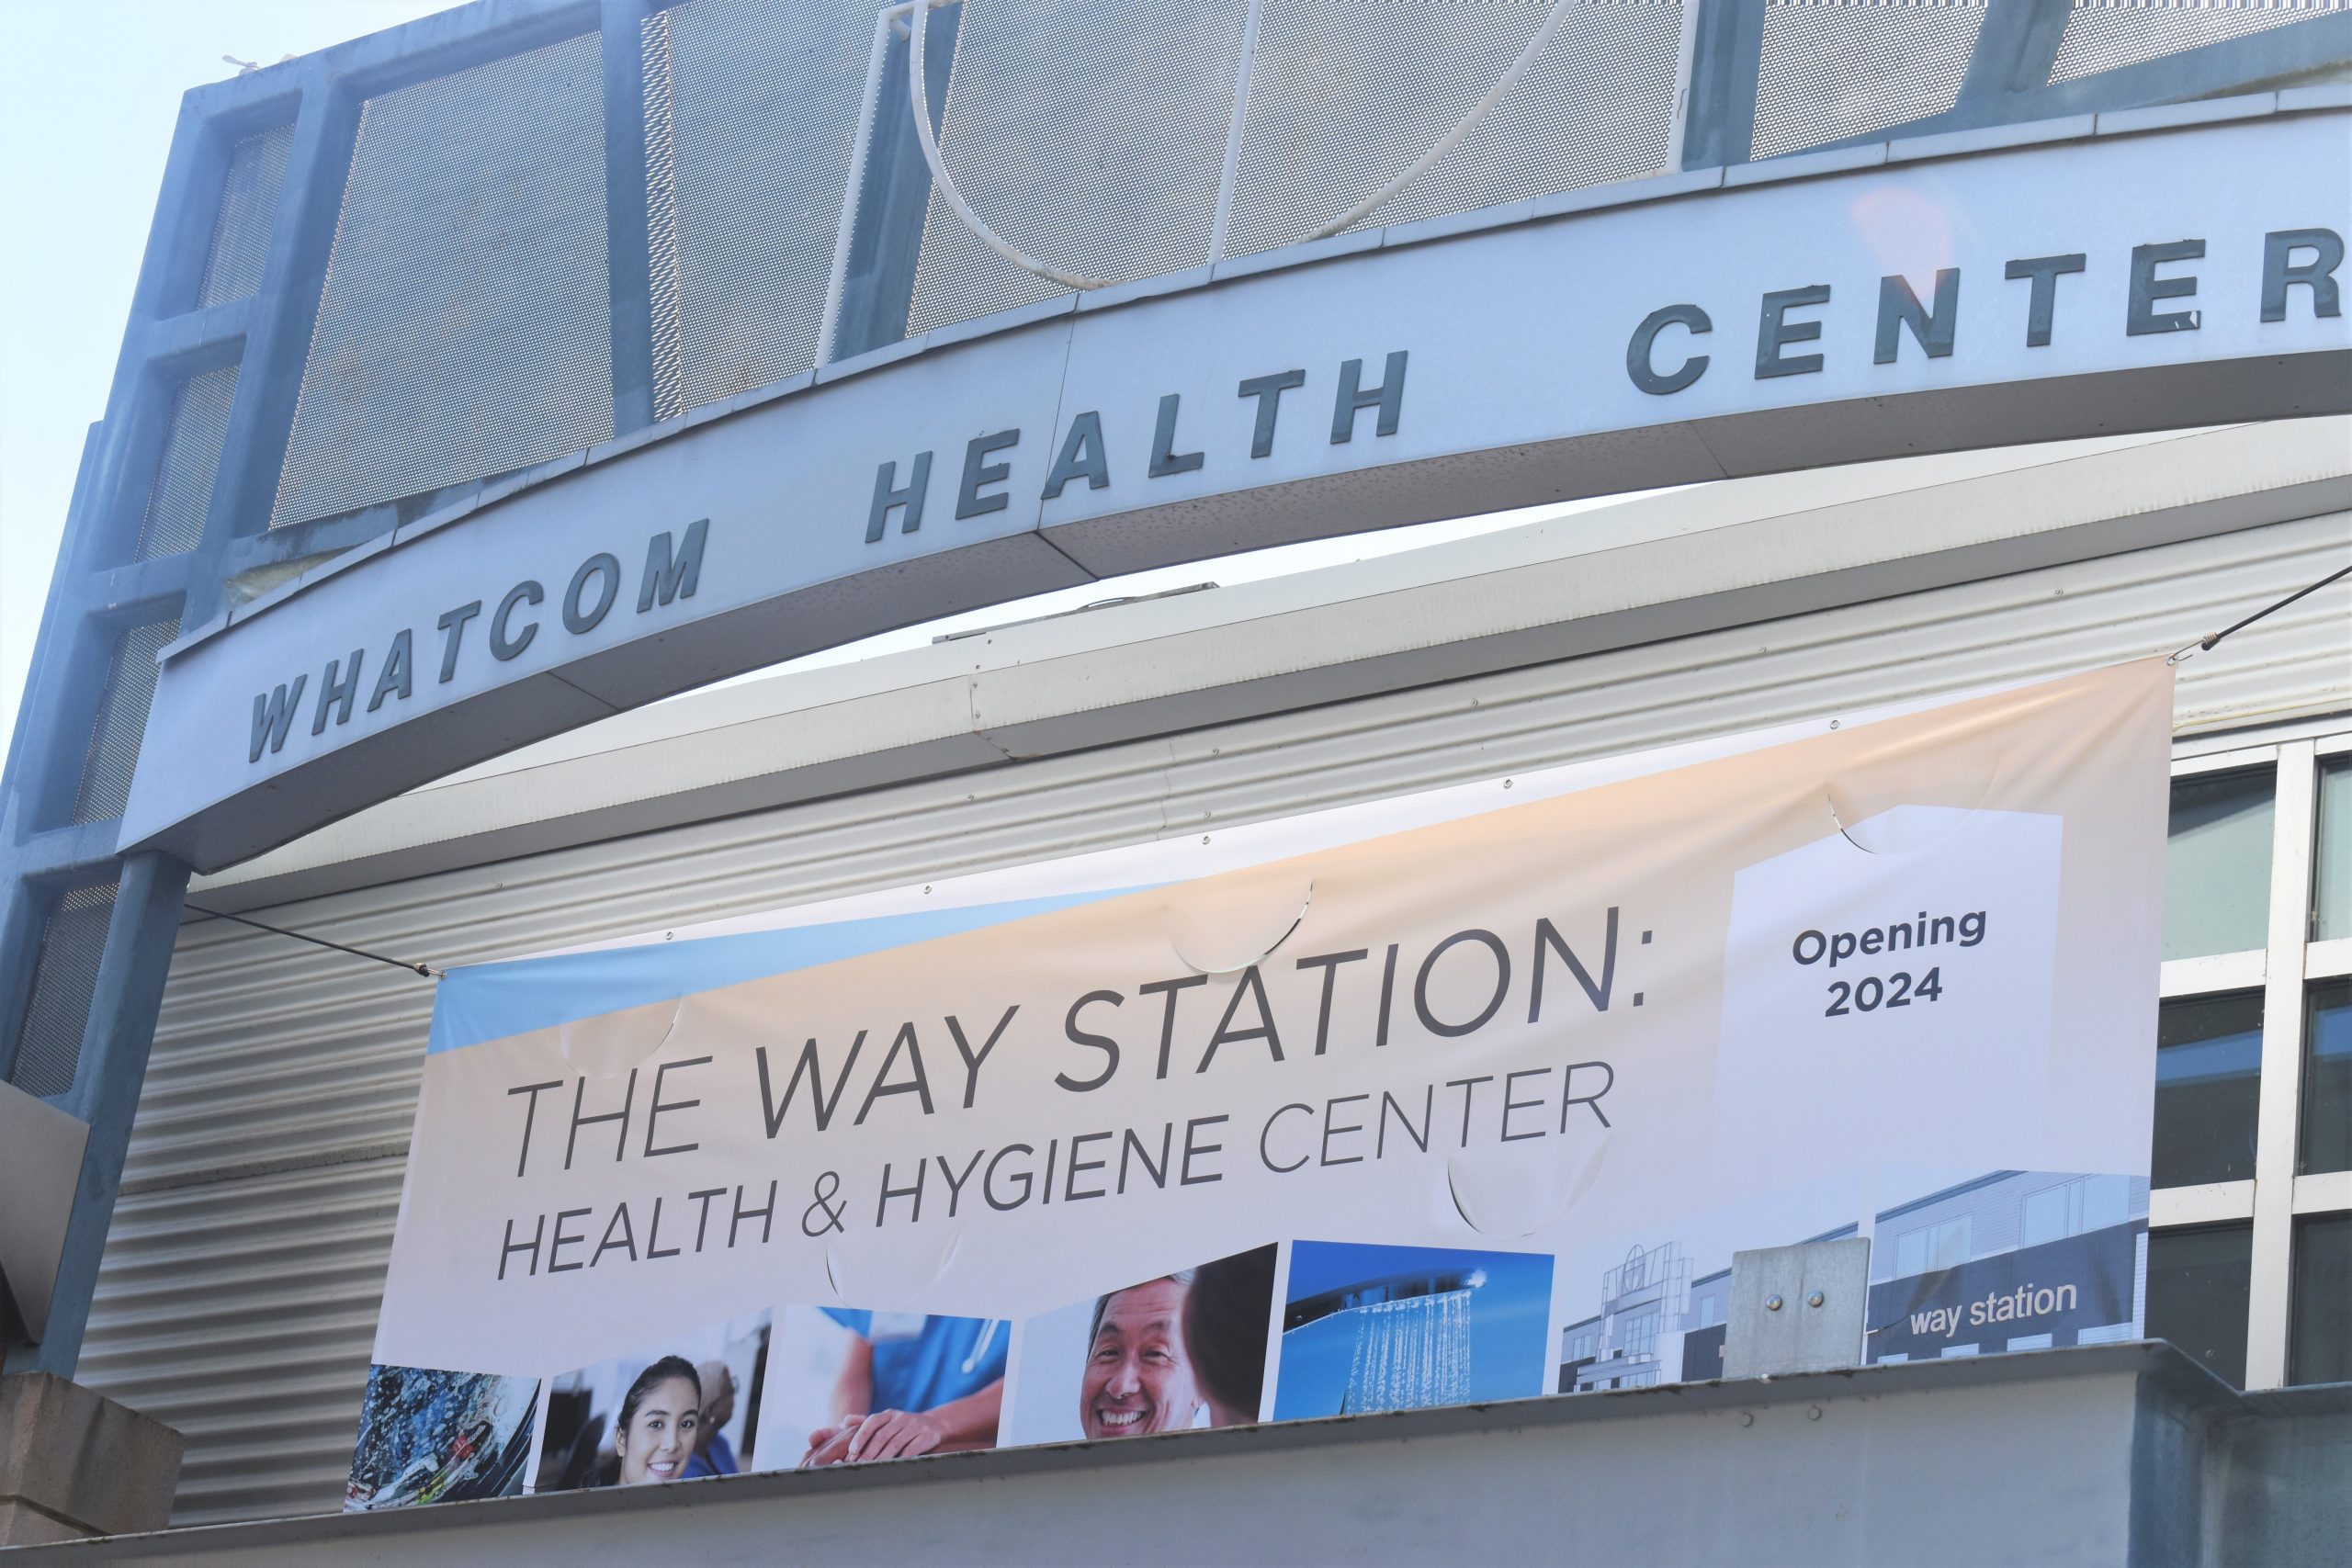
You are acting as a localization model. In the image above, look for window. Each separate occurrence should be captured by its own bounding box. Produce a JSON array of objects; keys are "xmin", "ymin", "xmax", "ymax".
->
[
  {"xmin": 2156, "ymin": 733, "xmax": 2352, "ymax": 1391},
  {"xmin": 2154, "ymin": 993, "xmax": 2264, "ymax": 1186},
  {"xmin": 1894, "ymin": 1215, "xmax": 1971, "ymax": 1279},
  {"xmin": 2289, "ymin": 1213, "xmax": 2350, "ymax": 1387},
  {"xmin": 2147, "ymin": 1224, "xmax": 2254, "ymax": 1388},
  {"xmin": 1696, "ymin": 1295, "xmax": 1720, "ymax": 1329},
  {"xmin": 2301, "ymin": 980, "xmax": 2351, "ymax": 1176},
  {"xmin": 2163, "ymin": 768, "xmax": 2273, "ymax": 961},
  {"xmin": 2021, "ymin": 1175, "xmax": 2132, "ymax": 1246},
  {"xmin": 2314, "ymin": 756, "xmax": 2351, "ymax": 942},
  {"xmin": 1618, "ymin": 1304, "xmax": 1661, "ymax": 1359}
]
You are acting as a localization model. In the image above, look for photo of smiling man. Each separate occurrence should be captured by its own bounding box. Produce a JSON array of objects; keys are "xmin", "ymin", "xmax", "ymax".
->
[
  {"xmin": 1003, "ymin": 1247, "xmax": 1280, "ymax": 1447},
  {"xmin": 1081, "ymin": 1274, "xmax": 1200, "ymax": 1438}
]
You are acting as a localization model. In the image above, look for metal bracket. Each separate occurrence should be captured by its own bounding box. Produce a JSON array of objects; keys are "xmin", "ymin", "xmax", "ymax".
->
[{"xmin": 1722, "ymin": 1238, "xmax": 1871, "ymax": 1379}]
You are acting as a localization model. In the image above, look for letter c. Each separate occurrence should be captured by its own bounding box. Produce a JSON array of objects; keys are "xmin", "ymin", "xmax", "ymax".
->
[
  {"xmin": 1260, "ymin": 1103, "xmax": 1313, "ymax": 1174},
  {"xmin": 491, "ymin": 581, "xmax": 544, "ymax": 661},
  {"xmin": 1627, "ymin": 304, "xmax": 1712, "ymax": 395}
]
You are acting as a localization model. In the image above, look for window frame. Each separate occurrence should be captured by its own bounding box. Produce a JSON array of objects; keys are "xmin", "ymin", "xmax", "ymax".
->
[{"xmin": 2156, "ymin": 722, "xmax": 2352, "ymax": 1389}]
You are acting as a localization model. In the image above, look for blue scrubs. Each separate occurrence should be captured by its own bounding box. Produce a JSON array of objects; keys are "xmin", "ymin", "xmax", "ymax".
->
[{"xmin": 821, "ymin": 1311, "xmax": 1007, "ymax": 1411}]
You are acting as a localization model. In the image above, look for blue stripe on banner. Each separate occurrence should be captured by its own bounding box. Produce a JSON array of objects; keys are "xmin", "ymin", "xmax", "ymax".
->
[{"xmin": 425, "ymin": 888, "xmax": 1147, "ymax": 1055}]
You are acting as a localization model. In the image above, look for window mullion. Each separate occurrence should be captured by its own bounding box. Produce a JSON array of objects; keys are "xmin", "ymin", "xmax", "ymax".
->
[{"xmin": 2245, "ymin": 739, "xmax": 2318, "ymax": 1390}]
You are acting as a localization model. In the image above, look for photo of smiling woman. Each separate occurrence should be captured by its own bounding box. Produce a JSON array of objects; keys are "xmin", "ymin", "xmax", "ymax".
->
[
  {"xmin": 533, "ymin": 1310, "xmax": 771, "ymax": 1493},
  {"xmin": 1002, "ymin": 1247, "xmax": 1280, "ymax": 1447},
  {"xmin": 612, "ymin": 1358, "xmax": 700, "ymax": 1485}
]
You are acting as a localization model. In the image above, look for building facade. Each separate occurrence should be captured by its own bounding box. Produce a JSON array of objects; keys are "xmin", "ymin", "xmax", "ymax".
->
[{"xmin": 1, "ymin": 0, "xmax": 2347, "ymax": 1552}]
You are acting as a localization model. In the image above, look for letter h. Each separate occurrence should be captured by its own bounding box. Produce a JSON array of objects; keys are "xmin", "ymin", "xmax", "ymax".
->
[
  {"xmin": 866, "ymin": 452, "xmax": 933, "ymax": 543},
  {"xmin": 1332, "ymin": 351, "xmax": 1408, "ymax": 444}
]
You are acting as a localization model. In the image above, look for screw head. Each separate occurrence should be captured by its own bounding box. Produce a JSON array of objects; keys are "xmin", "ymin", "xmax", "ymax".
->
[
  {"xmin": 1807, "ymin": 1292, "xmax": 1826, "ymax": 1308},
  {"xmin": 1765, "ymin": 1294, "xmax": 1783, "ymax": 1312}
]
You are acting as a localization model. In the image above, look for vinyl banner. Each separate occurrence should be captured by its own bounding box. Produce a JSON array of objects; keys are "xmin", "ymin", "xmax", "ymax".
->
[{"xmin": 348, "ymin": 660, "xmax": 2169, "ymax": 1506}]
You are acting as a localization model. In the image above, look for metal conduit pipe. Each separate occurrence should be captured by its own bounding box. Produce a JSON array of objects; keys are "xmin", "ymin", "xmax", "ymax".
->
[{"xmin": 904, "ymin": 0, "xmax": 1579, "ymax": 293}]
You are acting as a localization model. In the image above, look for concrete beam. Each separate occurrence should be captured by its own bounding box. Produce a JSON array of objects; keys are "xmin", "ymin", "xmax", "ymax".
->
[
  {"xmin": 29, "ymin": 1345, "xmax": 2323, "ymax": 1565},
  {"xmin": 186, "ymin": 419, "xmax": 2351, "ymax": 913},
  {"xmin": 0, "ymin": 1374, "xmax": 181, "ymax": 1546}
]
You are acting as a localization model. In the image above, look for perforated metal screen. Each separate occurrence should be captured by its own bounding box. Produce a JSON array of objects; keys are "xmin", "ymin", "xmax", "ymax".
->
[
  {"xmin": 270, "ymin": 30, "xmax": 613, "ymax": 530},
  {"xmin": 72, "ymin": 616, "xmax": 182, "ymax": 827},
  {"xmin": 2051, "ymin": 0, "xmax": 2344, "ymax": 84},
  {"xmin": 135, "ymin": 366, "xmax": 238, "ymax": 561},
  {"xmin": 1751, "ymin": 0, "xmax": 1986, "ymax": 161},
  {"xmin": 905, "ymin": 0, "xmax": 1251, "ymax": 334},
  {"xmin": 1224, "ymin": 0, "xmax": 1684, "ymax": 260},
  {"xmin": 7, "ymin": 882, "xmax": 118, "ymax": 1100},
  {"xmin": 198, "ymin": 124, "xmax": 291, "ymax": 310},
  {"xmin": 644, "ymin": 0, "xmax": 876, "ymax": 416}
]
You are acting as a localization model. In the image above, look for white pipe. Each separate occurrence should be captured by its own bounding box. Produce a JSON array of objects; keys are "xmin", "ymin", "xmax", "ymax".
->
[
  {"xmin": 906, "ymin": 0, "xmax": 1575, "ymax": 291},
  {"xmin": 908, "ymin": 0, "xmax": 1109, "ymax": 291},
  {"xmin": 1302, "ymin": 0, "xmax": 1576, "ymax": 243}
]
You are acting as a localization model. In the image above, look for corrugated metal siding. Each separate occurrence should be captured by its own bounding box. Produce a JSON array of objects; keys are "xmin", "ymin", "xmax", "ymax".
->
[{"xmin": 77, "ymin": 511, "xmax": 2349, "ymax": 1525}]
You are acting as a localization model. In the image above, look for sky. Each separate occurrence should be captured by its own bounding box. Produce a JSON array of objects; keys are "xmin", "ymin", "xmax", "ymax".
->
[
  {"xmin": 0, "ymin": 0, "xmax": 454, "ymax": 773},
  {"xmin": 0, "ymin": 0, "xmax": 1646, "ymax": 783}
]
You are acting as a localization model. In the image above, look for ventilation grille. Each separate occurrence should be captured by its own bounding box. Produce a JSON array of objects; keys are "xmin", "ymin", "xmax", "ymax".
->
[
  {"xmin": 642, "ymin": 10, "xmax": 687, "ymax": 421},
  {"xmin": 8, "ymin": 882, "xmax": 118, "ymax": 1100},
  {"xmin": 198, "ymin": 124, "xmax": 292, "ymax": 310},
  {"xmin": 643, "ymin": 0, "xmax": 875, "ymax": 416},
  {"xmin": 2051, "ymin": 0, "xmax": 2343, "ymax": 84},
  {"xmin": 270, "ymin": 30, "xmax": 613, "ymax": 531},
  {"xmin": 1225, "ymin": 0, "xmax": 1683, "ymax": 260},
  {"xmin": 905, "ymin": 0, "xmax": 1250, "ymax": 335},
  {"xmin": 1751, "ymin": 1, "xmax": 1987, "ymax": 160},
  {"xmin": 73, "ymin": 615, "xmax": 182, "ymax": 827},
  {"xmin": 135, "ymin": 366, "xmax": 239, "ymax": 561}
]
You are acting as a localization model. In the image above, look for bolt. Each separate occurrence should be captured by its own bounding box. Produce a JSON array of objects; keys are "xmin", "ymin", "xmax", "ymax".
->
[
  {"xmin": 1808, "ymin": 1292, "xmax": 1825, "ymax": 1308},
  {"xmin": 1765, "ymin": 1294, "xmax": 1783, "ymax": 1312},
  {"xmin": 1807, "ymin": 1404, "xmax": 1823, "ymax": 1422},
  {"xmin": 1738, "ymin": 1412, "xmax": 1755, "ymax": 1427}
]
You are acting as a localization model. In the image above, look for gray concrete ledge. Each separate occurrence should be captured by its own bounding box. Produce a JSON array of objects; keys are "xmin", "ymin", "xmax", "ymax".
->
[{"xmin": 30, "ymin": 1344, "xmax": 2351, "ymax": 1566}]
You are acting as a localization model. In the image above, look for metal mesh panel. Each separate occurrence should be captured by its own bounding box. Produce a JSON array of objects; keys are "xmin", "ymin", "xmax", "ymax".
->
[
  {"xmin": 2051, "ymin": 0, "xmax": 2344, "ymax": 84},
  {"xmin": 198, "ymin": 124, "xmax": 292, "ymax": 309},
  {"xmin": 1224, "ymin": 0, "xmax": 1683, "ymax": 259},
  {"xmin": 643, "ymin": 11, "xmax": 687, "ymax": 421},
  {"xmin": 73, "ymin": 615, "xmax": 182, "ymax": 826},
  {"xmin": 135, "ymin": 365, "xmax": 239, "ymax": 561},
  {"xmin": 270, "ymin": 30, "xmax": 613, "ymax": 530},
  {"xmin": 1751, "ymin": 1, "xmax": 1986, "ymax": 161},
  {"xmin": 8, "ymin": 882, "xmax": 117, "ymax": 1100},
  {"xmin": 905, "ymin": 0, "xmax": 1251, "ymax": 335},
  {"xmin": 648, "ymin": 0, "xmax": 876, "ymax": 414}
]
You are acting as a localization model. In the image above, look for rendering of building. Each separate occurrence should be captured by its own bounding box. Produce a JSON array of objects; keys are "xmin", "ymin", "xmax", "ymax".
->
[{"xmin": 1, "ymin": 2, "xmax": 2347, "ymax": 1562}]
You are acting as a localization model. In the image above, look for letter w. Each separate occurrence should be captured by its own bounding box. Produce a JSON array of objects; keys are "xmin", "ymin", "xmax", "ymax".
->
[
  {"xmin": 757, "ymin": 1032, "xmax": 866, "ymax": 1135},
  {"xmin": 249, "ymin": 674, "xmax": 309, "ymax": 762}
]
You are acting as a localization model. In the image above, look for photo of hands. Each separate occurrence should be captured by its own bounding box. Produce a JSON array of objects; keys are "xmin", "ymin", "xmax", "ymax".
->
[{"xmin": 759, "ymin": 1306, "xmax": 1012, "ymax": 1467}]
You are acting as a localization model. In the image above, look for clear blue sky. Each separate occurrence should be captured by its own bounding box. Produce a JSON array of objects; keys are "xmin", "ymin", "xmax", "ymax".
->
[{"xmin": 0, "ymin": 1, "xmax": 450, "ymax": 773}]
